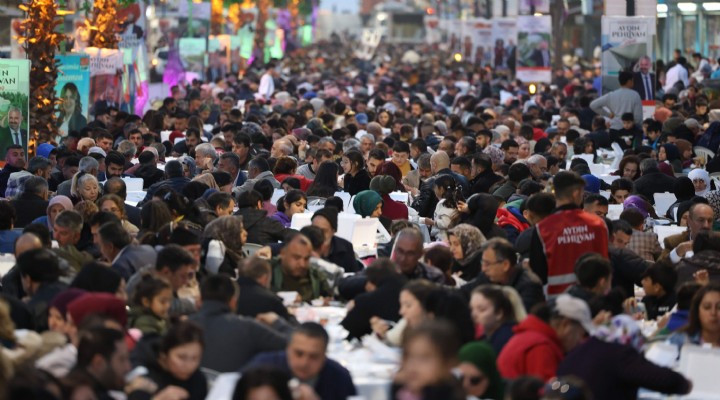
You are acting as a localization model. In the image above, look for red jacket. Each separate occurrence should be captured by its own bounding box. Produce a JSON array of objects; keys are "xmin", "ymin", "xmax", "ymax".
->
[
  {"xmin": 274, "ymin": 173, "xmax": 313, "ymax": 191},
  {"xmin": 535, "ymin": 206, "xmax": 609, "ymax": 296},
  {"xmin": 497, "ymin": 315, "xmax": 564, "ymax": 381},
  {"xmin": 381, "ymin": 193, "xmax": 409, "ymax": 220}
]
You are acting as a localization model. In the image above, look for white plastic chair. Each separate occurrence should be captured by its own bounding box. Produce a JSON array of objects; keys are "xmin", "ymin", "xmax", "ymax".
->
[
  {"xmin": 653, "ymin": 192, "xmax": 677, "ymax": 217},
  {"xmin": 694, "ymin": 146, "xmax": 715, "ymax": 165},
  {"xmin": 710, "ymin": 172, "xmax": 720, "ymax": 190},
  {"xmin": 290, "ymin": 212, "xmax": 313, "ymax": 231},
  {"xmin": 242, "ymin": 243, "xmax": 263, "ymax": 258},
  {"xmin": 333, "ymin": 191, "xmax": 352, "ymax": 210},
  {"xmin": 599, "ymin": 190, "xmax": 611, "ymax": 200},
  {"xmin": 389, "ymin": 191, "xmax": 409, "ymax": 205},
  {"xmin": 270, "ymin": 188, "xmax": 285, "ymax": 206},
  {"xmin": 337, "ymin": 212, "xmax": 361, "ymax": 243}
]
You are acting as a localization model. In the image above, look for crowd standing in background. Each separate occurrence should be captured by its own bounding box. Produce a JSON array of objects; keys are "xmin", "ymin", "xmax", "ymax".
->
[{"xmin": 1, "ymin": 38, "xmax": 720, "ymax": 400}]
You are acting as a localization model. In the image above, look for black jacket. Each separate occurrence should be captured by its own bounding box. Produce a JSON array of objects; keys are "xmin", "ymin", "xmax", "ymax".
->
[
  {"xmin": 125, "ymin": 203, "xmax": 142, "ymax": 227},
  {"xmin": 327, "ymin": 235, "xmax": 361, "ymax": 273},
  {"xmin": 341, "ymin": 277, "xmax": 404, "ymax": 340},
  {"xmin": 676, "ymin": 250, "xmax": 720, "ymax": 289},
  {"xmin": 609, "ymin": 247, "xmax": 650, "ymax": 298},
  {"xmin": 133, "ymin": 165, "xmax": 165, "ymax": 189},
  {"xmin": 11, "ymin": 192, "xmax": 49, "ymax": 228},
  {"xmin": 461, "ymin": 266, "xmax": 545, "ymax": 312},
  {"xmin": 236, "ymin": 276, "xmax": 293, "ymax": 322},
  {"xmin": 470, "ymin": 168, "xmax": 503, "ymax": 195},
  {"xmin": 343, "ymin": 169, "xmax": 371, "ymax": 196},
  {"xmin": 451, "ymin": 248, "xmax": 482, "ymax": 281},
  {"xmin": 634, "ymin": 169, "xmax": 677, "ymax": 204},
  {"xmin": 0, "ymin": 164, "xmax": 22, "ymax": 198},
  {"xmin": 412, "ymin": 168, "xmax": 469, "ymax": 218},
  {"xmin": 235, "ymin": 208, "xmax": 289, "ymax": 245},
  {"xmin": 27, "ymin": 281, "xmax": 68, "ymax": 332}
]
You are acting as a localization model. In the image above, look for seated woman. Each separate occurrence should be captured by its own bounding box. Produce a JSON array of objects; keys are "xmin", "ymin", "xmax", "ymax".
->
[
  {"xmin": 306, "ymin": 161, "xmax": 340, "ymax": 198},
  {"xmin": 666, "ymin": 177, "xmax": 696, "ymax": 221},
  {"xmin": 32, "ymin": 195, "xmax": 74, "ymax": 235},
  {"xmin": 469, "ymin": 285, "xmax": 526, "ymax": 355},
  {"xmin": 371, "ymin": 280, "xmax": 436, "ymax": 347},
  {"xmin": 659, "ymin": 143, "xmax": 683, "ymax": 173},
  {"xmin": 341, "ymin": 150, "xmax": 371, "ymax": 196},
  {"xmin": 667, "ymin": 283, "xmax": 720, "ymax": 349},
  {"xmin": 69, "ymin": 172, "xmax": 100, "ymax": 205},
  {"xmin": 202, "ymin": 215, "xmax": 247, "ymax": 275},
  {"xmin": 609, "ymin": 178, "xmax": 634, "ymax": 205},
  {"xmin": 130, "ymin": 321, "xmax": 208, "ymax": 400},
  {"xmin": 447, "ymin": 224, "xmax": 486, "ymax": 281},
  {"xmin": 273, "ymin": 156, "xmax": 313, "ymax": 192},
  {"xmin": 456, "ymin": 341, "xmax": 505, "ymax": 400},
  {"xmin": 97, "ymin": 194, "xmax": 139, "ymax": 237},
  {"xmin": 270, "ymin": 189, "xmax": 307, "ymax": 228},
  {"xmin": 352, "ymin": 190, "xmax": 391, "ymax": 230}
]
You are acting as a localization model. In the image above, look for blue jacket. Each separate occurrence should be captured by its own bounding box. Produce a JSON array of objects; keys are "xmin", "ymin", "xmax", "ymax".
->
[{"xmin": 244, "ymin": 351, "xmax": 357, "ymax": 400}]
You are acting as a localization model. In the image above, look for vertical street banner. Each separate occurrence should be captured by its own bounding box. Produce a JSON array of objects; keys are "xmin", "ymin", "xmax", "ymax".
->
[
  {"xmin": 601, "ymin": 16, "xmax": 656, "ymax": 118},
  {"xmin": 516, "ymin": 15, "xmax": 552, "ymax": 83},
  {"xmin": 55, "ymin": 54, "xmax": 90, "ymax": 143},
  {"xmin": 492, "ymin": 18, "xmax": 517, "ymax": 73},
  {"xmin": 118, "ymin": 1, "xmax": 149, "ymax": 115},
  {"xmin": 178, "ymin": 38, "xmax": 207, "ymax": 83},
  {"xmin": 0, "ymin": 59, "xmax": 30, "ymax": 158},
  {"xmin": 461, "ymin": 18, "xmax": 493, "ymax": 66},
  {"xmin": 84, "ymin": 48, "xmax": 124, "ymax": 119}
]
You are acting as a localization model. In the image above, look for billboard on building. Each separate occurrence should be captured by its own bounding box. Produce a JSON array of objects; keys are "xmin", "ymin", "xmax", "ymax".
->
[
  {"xmin": 601, "ymin": 16, "xmax": 656, "ymax": 116},
  {"xmin": 516, "ymin": 15, "xmax": 552, "ymax": 83},
  {"xmin": 0, "ymin": 59, "xmax": 30, "ymax": 157},
  {"xmin": 55, "ymin": 54, "xmax": 90, "ymax": 144}
]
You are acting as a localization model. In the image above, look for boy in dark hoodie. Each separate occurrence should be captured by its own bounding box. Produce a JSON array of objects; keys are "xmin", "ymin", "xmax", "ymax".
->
[{"xmin": 640, "ymin": 261, "xmax": 678, "ymax": 320}]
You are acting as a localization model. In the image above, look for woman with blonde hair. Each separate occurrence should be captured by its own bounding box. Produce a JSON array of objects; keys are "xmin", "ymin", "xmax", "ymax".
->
[
  {"xmin": 191, "ymin": 173, "xmax": 219, "ymax": 191},
  {"xmin": 469, "ymin": 284, "xmax": 527, "ymax": 355},
  {"xmin": 97, "ymin": 194, "xmax": 139, "ymax": 236},
  {"xmin": 69, "ymin": 172, "xmax": 99, "ymax": 205}
]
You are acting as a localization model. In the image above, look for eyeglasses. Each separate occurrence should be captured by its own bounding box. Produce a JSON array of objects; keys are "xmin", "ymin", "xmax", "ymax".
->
[{"xmin": 481, "ymin": 259, "xmax": 503, "ymax": 267}]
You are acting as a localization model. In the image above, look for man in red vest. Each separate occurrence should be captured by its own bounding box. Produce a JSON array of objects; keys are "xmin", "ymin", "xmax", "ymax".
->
[{"xmin": 530, "ymin": 171, "xmax": 609, "ymax": 297}]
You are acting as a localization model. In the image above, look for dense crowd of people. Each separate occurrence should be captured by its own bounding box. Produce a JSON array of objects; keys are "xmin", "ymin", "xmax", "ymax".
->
[{"xmin": 0, "ymin": 38, "xmax": 720, "ymax": 400}]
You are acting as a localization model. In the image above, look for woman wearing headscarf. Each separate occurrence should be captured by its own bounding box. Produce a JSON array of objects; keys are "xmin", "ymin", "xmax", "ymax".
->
[
  {"xmin": 674, "ymin": 139, "xmax": 694, "ymax": 170},
  {"xmin": 448, "ymin": 224, "xmax": 486, "ymax": 281},
  {"xmin": 32, "ymin": 195, "xmax": 73, "ymax": 233},
  {"xmin": 353, "ymin": 190, "xmax": 391, "ymax": 230},
  {"xmin": 557, "ymin": 315, "xmax": 691, "ymax": 400},
  {"xmin": 202, "ymin": 215, "xmax": 246, "ymax": 276},
  {"xmin": 623, "ymin": 195, "xmax": 659, "ymax": 226},
  {"xmin": 658, "ymin": 143, "xmax": 683, "ymax": 173},
  {"xmin": 688, "ymin": 168, "xmax": 711, "ymax": 196},
  {"xmin": 456, "ymin": 342, "xmax": 505, "ymax": 400},
  {"xmin": 458, "ymin": 193, "xmax": 506, "ymax": 239}
]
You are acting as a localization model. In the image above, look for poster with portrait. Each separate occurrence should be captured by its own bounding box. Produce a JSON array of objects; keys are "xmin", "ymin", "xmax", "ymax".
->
[
  {"xmin": 516, "ymin": 15, "xmax": 552, "ymax": 83},
  {"xmin": 84, "ymin": 48, "xmax": 124, "ymax": 118},
  {"xmin": 118, "ymin": 1, "xmax": 149, "ymax": 115},
  {"xmin": 178, "ymin": 38, "xmax": 207, "ymax": 83},
  {"xmin": 492, "ymin": 18, "xmax": 517, "ymax": 73},
  {"xmin": 519, "ymin": 0, "xmax": 550, "ymax": 14},
  {"xmin": 461, "ymin": 18, "xmax": 493, "ymax": 66},
  {"xmin": 0, "ymin": 59, "xmax": 30, "ymax": 158},
  {"xmin": 55, "ymin": 55, "xmax": 90, "ymax": 143},
  {"xmin": 601, "ymin": 16, "xmax": 656, "ymax": 117}
]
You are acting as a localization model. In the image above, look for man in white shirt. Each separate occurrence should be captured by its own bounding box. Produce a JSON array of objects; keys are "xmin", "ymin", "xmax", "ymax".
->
[
  {"xmin": 663, "ymin": 57, "xmax": 689, "ymax": 93},
  {"xmin": 257, "ymin": 63, "xmax": 277, "ymax": 101}
]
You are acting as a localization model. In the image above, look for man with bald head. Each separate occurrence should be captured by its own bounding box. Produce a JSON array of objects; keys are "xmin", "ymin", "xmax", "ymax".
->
[
  {"xmin": 412, "ymin": 150, "xmax": 469, "ymax": 217},
  {"xmin": 661, "ymin": 202, "xmax": 714, "ymax": 263},
  {"xmin": 527, "ymin": 154, "xmax": 548, "ymax": 179},
  {"xmin": 270, "ymin": 234, "xmax": 331, "ymax": 302},
  {"xmin": 1, "ymin": 232, "xmax": 44, "ymax": 300}
]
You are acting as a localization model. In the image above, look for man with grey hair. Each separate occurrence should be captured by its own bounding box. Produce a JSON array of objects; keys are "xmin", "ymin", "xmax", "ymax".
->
[
  {"xmin": 234, "ymin": 157, "xmax": 280, "ymax": 195},
  {"xmin": 52, "ymin": 210, "xmax": 93, "ymax": 271},
  {"xmin": 315, "ymin": 137, "xmax": 334, "ymax": 153},
  {"xmin": 366, "ymin": 122, "xmax": 384, "ymax": 141},
  {"xmin": 342, "ymin": 138, "xmax": 361, "ymax": 154},
  {"xmin": 270, "ymin": 139, "xmax": 293, "ymax": 158},
  {"xmin": 194, "ymin": 142, "xmax": 218, "ymax": 173},
  {"xmin": 634, "ymin": 158, "xmax": 677, "ymax": 203},
  {"xmin": 11, "ymin": 176, "xmax": 49, "ymax": 227},
  {"xmin": 526, "ymin": 154, "xmax": 548, "ymax": 179},
  {"xmin": 359, "ymin": 134, "xmax": 375, "ymax": 156},
  {"xmin": 117, "ymin": 140, "xmax": 137, "ymax": 168},
  {"xmin": 57, "ymin": 156, "xmax": 99, "ymax": 197}
]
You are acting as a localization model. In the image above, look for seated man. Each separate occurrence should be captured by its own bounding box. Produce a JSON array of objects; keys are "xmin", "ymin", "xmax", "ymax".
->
[
  {"xmin": 0, "ymin": 200, "xmax": 20, "ymax": 253},
  {"xmin": 236, "ymin": 256, "xmax": 293, "ymax": 321},
  {"xmin": 10, "ymin": 176, "xmax": 50, "ymax": 228},
  {"xmin": 462, "ymin": 237, "xmax": 544, "ymax": 312},
  {"xmin": 189, "ymin": 275, "xmax": 287, "ymax": 372},
  {"xmin": 126, "ymin": 244, "xmax": 197, "ymax": 317},
  {"xmin": 245, "ymin": 322, "xmax": 357, "ymax": 400},
  {"xmin": 67, "ymin": 327, "xmax": 130, "ymax": 399},
  {"xmin": 97, "ymin": 221, "xmax": 156, "ymax": 281},
  {"xmin": 52, "ymin": 210, "xmax": 93, "ymax": 272},
  {"xmin": 270, "ymin": 234, "xmax": 331, "ymax": 303},
  {"xmin": 311, "ymin": 207, "xmax": 362, "ymax": 273},
  {"xmin": 18, "ymin": 248, "xmax": 67, "ymax": 332}
]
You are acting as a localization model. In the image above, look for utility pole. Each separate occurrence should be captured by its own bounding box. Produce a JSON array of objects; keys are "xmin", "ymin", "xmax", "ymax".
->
[{"xmin": 552, "ymin": 0, "xmax": 563, "ymax": 72}]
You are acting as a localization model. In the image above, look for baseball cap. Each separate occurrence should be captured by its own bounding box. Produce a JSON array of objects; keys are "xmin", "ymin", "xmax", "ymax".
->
[
  {"xmin": 552, "ymin": 294, "xmax": 595, "ymax": 335},
  {"xmin": 356, "ymin": 113, "xmax": 368, "ymax": 125}
]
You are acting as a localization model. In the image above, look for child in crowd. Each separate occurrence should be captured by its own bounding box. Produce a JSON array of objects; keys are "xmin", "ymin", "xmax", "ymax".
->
[
  {"xmin": 431, "ymin": 175, "xmax": 463, "ymax": 241},
  {"xmin": 129, "ymin": 274, "xmax": 173, "ymax": 335},
  {"xmin": 637, "ymin": 262, "xmax": 678, "ymax": 320}
]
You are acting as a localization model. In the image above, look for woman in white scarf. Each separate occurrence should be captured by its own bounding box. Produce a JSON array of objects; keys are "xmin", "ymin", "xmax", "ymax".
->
[{"xmin": 688, "ymin": 168, "xmax": 711, "ymax": 196}]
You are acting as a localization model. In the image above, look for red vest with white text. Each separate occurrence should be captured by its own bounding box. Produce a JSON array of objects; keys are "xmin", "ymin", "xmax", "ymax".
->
[{"xmin": 536, "ymin": 208, "xmax": 609, "ymax": 296}]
